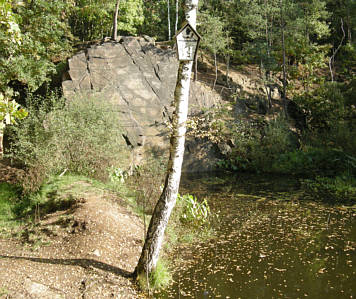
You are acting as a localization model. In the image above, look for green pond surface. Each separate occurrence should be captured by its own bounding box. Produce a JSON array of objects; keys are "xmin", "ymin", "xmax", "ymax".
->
[{"xmin": 158, "ymin": 173, "xmax": 356, "ymax": 299}]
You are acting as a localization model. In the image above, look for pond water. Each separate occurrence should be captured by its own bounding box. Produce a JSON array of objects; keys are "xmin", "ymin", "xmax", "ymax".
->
[{"xmin": 158, "ymin": 173, "xmax": 356, "ymax": 299}]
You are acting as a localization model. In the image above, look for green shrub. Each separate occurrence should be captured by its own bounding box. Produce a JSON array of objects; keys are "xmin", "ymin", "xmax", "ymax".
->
[
  {"xmin": 304, "ymin": 121, "xmax": 356, "ymax": 158},
  {"xmin": 301, "ymin": 175, "xmax": 356, "ymax": 205},
  {"xmin": 149, "ymin": 259, "xmax": 172, "ymax": 290},
  {"xmin": 177, "ymin": 193, "xmax": 210, "ymax": 226},
  {"xmin": 223, "ymin": 117, "xmax": 298, "ymax": 172},
  {"xmin": 294, "ymin": 82, "xmax": 346, "ymax": 131},
  {"xmin": 273, "ymin": 148, "xmax": 356, "ymax": 176},
  {"xmin": 7, "ymin": 93, "xmax": 129, "ymax": 191}
]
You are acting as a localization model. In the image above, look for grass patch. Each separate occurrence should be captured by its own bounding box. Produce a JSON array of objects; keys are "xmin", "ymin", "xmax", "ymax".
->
[
  {"xmin": 0, "ymin": 183, "xmax": 22, "ymax": 234},
  {"xmin": 12, "ymin": 174, "xmax": 90, "ymax": 220},
  {"xmin": 0, "ymin": 287, "xmax": 8, "ymax": 296},
  {"xmin": 137, "ymin": 259, "xmax": 172, "ymax": 293},
  {"xmin": 149, "ymin": 259, "xmax": 172, "ymax": 290}
]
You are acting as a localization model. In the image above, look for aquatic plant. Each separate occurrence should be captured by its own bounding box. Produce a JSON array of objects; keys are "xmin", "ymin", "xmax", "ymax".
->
[{"xmin": 177, "ymin": 193, "xmax": 210, "ymax": 226}]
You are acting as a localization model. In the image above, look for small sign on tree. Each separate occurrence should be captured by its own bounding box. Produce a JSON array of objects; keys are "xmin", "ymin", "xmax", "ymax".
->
[{"xmin": 176, "ymin": 22, "xmax": 201, "ymax": 61}]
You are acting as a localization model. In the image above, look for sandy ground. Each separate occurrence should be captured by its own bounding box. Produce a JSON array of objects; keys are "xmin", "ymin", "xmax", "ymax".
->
[{"xmin": 0, "ymin": 163, "xmax": 145, "ymax": 298}]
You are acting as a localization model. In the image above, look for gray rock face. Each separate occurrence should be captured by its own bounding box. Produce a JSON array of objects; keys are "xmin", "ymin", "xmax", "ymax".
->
[{"xmin": 63, "ymin": 37, "xmax": 221, "ymax": 172}]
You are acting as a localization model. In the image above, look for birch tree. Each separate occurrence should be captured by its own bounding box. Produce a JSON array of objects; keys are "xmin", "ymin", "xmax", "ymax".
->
[
  {"xmin": 167, "ymin": 0, "xmax": 171, "ymax": 40},
  {"xmin": 134, "ymin": 0, "xmax": 198, "ymax": 281},
  {"xmin": 112, "ymin": 0, "xmax": 121, "ymax": 40},
  {"xmin": 198, "ymin": 12, "xmax": 228, "ymax": 89},
  {"xmin": 175, "ymin": 0, "xmax": 179, "ymax": 34}
]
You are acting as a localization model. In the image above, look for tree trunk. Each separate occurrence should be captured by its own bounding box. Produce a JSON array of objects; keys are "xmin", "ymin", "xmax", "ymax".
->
[
  {"xmin": 226, "ymin": 55, "xmax": 230, "ymax": 87},
  {"xmin": 168, "ymin": 0, "xmax": 171, "ymax": 40},
  {"xmin": 329, "ymin": 18, "xmax": 345, "ymax": 82},
  {"xmin": 175, "ymin": 0, "xmax": 179, "ymax": 34},
  {"xmin": 134, "ymin": 0, "xmax": 198, "ymax": 280},
  {"xmin": 281, "ymin": 0, "xmax": 288, "ymax": 118},
  {"xmin": 213, "ymin": 52, "xmax": 218, "ymax": 89},
  {"xmin": 112, "ymin": 0, "xmax": 121, "ymax": 41},
  {"xmin": 0, "ymin": 129, "xmax": 3, "ymax": 160},
  {"xmin": 194, "ymin": 50, "xmax": 198, "ymax": 81}
]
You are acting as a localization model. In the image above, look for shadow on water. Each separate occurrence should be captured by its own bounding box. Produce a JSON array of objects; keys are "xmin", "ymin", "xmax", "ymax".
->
[{"xmin": 159, "ymin": 172, "xmax": 356, "ymax": 299}]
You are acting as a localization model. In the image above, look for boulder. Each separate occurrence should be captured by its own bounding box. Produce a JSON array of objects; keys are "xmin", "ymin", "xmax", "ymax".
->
[{"xmin": 62, "ymin": 37, "xmax": 222, "ymax": 172}]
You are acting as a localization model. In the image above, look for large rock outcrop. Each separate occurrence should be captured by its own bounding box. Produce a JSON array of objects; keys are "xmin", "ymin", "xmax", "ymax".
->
[{"xmin": 62, "ymin": 36, "xmax": 222, "ymax": 172}]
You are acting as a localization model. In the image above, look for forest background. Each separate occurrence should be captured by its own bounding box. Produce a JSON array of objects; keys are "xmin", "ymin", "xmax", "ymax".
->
[{"xmin": 0, "ymin": 0, "xmax": 356, "ymax": 205}]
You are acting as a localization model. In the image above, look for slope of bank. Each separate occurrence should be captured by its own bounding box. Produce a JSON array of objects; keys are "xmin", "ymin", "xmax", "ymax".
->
[{"xmin": 0, "ymin": 174, "xmax": 144, "ymax": 298}]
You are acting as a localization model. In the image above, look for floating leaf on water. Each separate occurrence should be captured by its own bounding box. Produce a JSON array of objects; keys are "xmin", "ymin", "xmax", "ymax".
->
[{"xmin": 274, "ymin": 268, "xmax": 287, "ymax": 272}]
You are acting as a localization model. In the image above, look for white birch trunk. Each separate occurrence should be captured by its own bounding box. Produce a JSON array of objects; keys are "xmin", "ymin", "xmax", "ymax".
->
[
  {"xmin": 168, "ymin": 0, "xmax": 171, "ymax": 40},
  {"xmin": 0, "ymin": 128, "xmax": 3, "ymax": 159},
  {"xmin": 175, "ymin": 0, "xmax": 179, "ymax": 34},
  {"xmin": 134, "ymin": 0, "xmax": 198, "ymax": 279},
  {"xmin": 213, "ymin": 52, "xmax": 218, "ymax": 89},
  {"xmin": 280, "ymin": 0, "xmax": 288, "ymax": 118},
  {"xmin": 112, "ymin": 0, "xmax": 120, "ymax": 40}
]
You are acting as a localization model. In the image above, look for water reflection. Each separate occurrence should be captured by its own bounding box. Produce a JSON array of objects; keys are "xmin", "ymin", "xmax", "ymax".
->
[{"xmin": 158, "ymin": 173, "xmax": 356, "ymax": 298}]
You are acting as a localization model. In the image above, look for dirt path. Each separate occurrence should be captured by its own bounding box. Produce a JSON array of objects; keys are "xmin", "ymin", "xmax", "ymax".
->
[{"xmin": 0, "ymin": 175, "xmax": 145, "ymax": 298}]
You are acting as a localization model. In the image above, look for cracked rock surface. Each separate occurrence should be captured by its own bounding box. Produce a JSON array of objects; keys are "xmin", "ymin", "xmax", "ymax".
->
[{"xmin": 62, "ymin": 36, "xmax": 222, "ymax": 172}]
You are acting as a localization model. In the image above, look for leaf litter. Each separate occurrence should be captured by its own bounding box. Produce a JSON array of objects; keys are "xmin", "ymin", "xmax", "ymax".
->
[{"xmin": 158, "ymin": 174, "xmax": 356, "ymax": 298}]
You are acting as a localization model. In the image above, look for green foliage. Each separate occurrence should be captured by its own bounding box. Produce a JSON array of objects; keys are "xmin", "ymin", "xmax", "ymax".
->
[
  {"xmin": 117, "ymin": 0, "xmax": 144, "ymax": 35},
  {"xmin": 273, "ymin": 148, "xmax": 356, "ymax": 176},
  {"xmin": 223, "ymin": 117, "xmax": 298, "ymax": 172},
  {"xmin": 7, "ymin": 93, "xmax": 129, "ymax": 191},
  {"xmin": 302, "ymin": 175, "xmax": 356, "ymax": 205},
  {"xmin": 304, "ymin": 120, "xmax": 356, "ymax": 158},
  {"xmin": 70, "ymin": 0, "xmax": 114, "ymax": 41},
  {"xmin": 108, "ymin": 166, "xmax": 129, "ymax": 184},
  {"xmin": 11, "ymin": 174, "xmax": 91, "ymax": 220},
  {"xmin": 338, "ymin": 43, "xmax": 356, "ymax": 79},
  {"xmin": 0, "ymin": 182, "xmax": 19, "ymax": 220},
  {"xmin": 137, "ymin": 258, "xmax": 172, "ymax": 292},
  {"xmin": 125, "ymin": 151, "xmax": 166, "ymax": 215},
  {"xmin": 0, "ymin": 90, "xmax": 28, "ymax": 130},
  {"xmin": 198, "ymin": 12, "xmax": 229, "ymax": 56},
  {"xmin": 177, "ymin": 193, "xmax": 210, "ymax": 226},
  {"xmin": 70, "ymin": 0, "xmax": 144, "ymax": 41},
  {"xmin": 0, "ymin": 0, "xmax": 73, "ymax": 92},
  {"xmin": 149, "ymin": 259, "xmax": 172, "ymax": 290},
  {"xmin": 139, "ymin": 0, "xmax": 183, "ymax": 41},
  {"xmin": 0, "ymin": 182, "xmax": 22, "ymax": 234},
  {"xmin": 294, "ymin": 82, "xmax": 346, "ymax": 130}
]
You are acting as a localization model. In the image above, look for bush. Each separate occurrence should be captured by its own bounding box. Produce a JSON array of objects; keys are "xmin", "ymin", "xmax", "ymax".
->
[
  {"xmin": 294, "ymin": 82, "xmax": 346, "ymax": 131},
  {"xmin": 224, "ymin": 117, "xmax": 298, "ymax": 172},
  {"xmin": 301, "ymin": 175, "xmax": 356, "ymax": 205},
  {"xmin": 304, "ymin": 121, "xmax": 356, "ymax": 158},
  {"xmin": 7, "ymin": 93, "xmax": 129, "ymax": 191},
  {"xmin": 126, "ymin": 151, "xmax": 167, "ymax": 215},
  {"xmin": 273, "ymin": 148, "xmax": 356, "ymax": 177}
]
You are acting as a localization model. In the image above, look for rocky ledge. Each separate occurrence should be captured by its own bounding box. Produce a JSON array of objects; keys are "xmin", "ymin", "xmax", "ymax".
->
[{"xmin": 62, "ymin": 36, "xmax": 223, "ymax": 172}]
